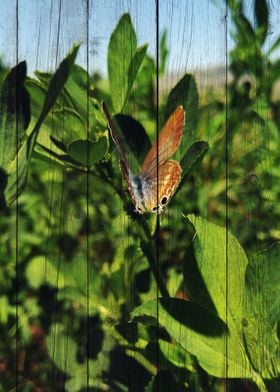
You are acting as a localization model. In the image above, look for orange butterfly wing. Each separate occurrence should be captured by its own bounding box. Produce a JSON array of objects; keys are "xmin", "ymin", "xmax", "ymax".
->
[
  {"xmin": 141, "ymin": 106, "xmax": 185, "ymax": 175},
  {"xmin": 143, "ymin": 160, "xmax": 182, "ymax": 212}
]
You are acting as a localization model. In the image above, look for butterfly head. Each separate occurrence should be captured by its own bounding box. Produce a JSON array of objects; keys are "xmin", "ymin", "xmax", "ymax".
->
[{"xmin": 130, "ymin": 174, "xmax": 174, "ymax": 215}]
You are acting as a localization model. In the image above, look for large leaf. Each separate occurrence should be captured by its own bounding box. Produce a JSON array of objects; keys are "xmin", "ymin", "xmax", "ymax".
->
[
  {"xmin": 133, "ymin": 216, "xmax": 267, "ymax": 390},
  {"xmin": 244, "ymin": 243, "xmax": 280, "ymax": 378},
  {"xmin": 185, "ymin": 215, "xmax": 266, "ymax": 387},
  {"xmin": 4, "ymin": 45, "xmax": 79, "ymax": 204},
  {"xmin": 132, "ymin": 298, "xmax": 251, "ymax": 378}
]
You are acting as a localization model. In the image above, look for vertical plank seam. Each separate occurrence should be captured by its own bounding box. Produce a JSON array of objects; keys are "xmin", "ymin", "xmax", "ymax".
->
[
  {"xmin": 50, "ymin": 1, "xmax": 63, "ymax": 388},
  {"xmin": 225, "ymin": 0, "xmax": 229, "ymax": 388},
  {"xmin": 86, "ymin": 0, "xmax": 90, "ymax": 388},
  {"xmin": 155, "ymin": 0, "xmax": 160, "ymax": 387},
  {"xmin": 15, "ymin": 0, "xmax": 19, "ymax": 388}
]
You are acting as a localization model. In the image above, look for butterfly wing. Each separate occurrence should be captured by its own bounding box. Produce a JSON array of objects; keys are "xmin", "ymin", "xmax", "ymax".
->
[
  {"xmin": 103, "ymin": 102, "xmax": 135, "ymax": 197},
  {"xmin": 102, "ymin": 102, "xmax": 127, "ymax": 162},
  {"xmin": 142, "ymin": 160, "xmax": 182, "ymax": 213},
  {"xmin": 141, "ymin": 106, "xmax": 185, "ymax": 175}
]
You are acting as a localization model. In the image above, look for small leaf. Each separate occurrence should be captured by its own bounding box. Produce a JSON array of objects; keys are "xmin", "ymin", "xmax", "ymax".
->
[
  {"xmin": 165, "ymin": 74, "xmax": 199, "ymax": 154},
  {"xmin": 180, "ymin": 141, "xmax": 209, "ymax": 178},
  {"xmin": 255, "ymin": 0, "xmax": 269, "ymax": 45},
  {"xmin": 67, "ymin": 137, "xmax": 107, "ymax": 167},
  {"xmin": 108, "ymin": 13, "xmax": 137, "ymax": 112},
  {"xmin": 159, "ymin": 30, "xmax": 169, "ymax": 74},
  {"xmin": 127, "ymin": 44, "xmax": 148, "ymax": 104},
  {"xmin": 114, "ymin": 113, "xmax": 151, "ymax": 164}
]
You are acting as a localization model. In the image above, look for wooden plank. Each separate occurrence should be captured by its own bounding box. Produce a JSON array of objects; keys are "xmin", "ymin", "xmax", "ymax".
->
[
  {"xmin": 0, "ymin": 1, "xmax": 19, "ymax": 390},
  {"xmin": 0, "ymin": 0, "xmax": 279, "ymax": 390},
  {"xmin": 18, "ymin": 0, "xmax": 89, "ymax": 390}
]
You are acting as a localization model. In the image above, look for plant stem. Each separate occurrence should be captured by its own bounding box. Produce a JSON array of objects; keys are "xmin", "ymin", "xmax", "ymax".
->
[{"xmin": 138, "ymin": 215, "xmax": 169, "ymax": 298}]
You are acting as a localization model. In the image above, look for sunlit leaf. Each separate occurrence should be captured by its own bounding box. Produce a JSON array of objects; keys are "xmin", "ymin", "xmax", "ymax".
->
[
  {"xmin": 46, "ymin": 325, "xmax": 78, "ymax": 375},
  {"xmin": 108, "ymin": 13, "xmax": 137, "ymax": 112},
  {"xmin": 244, "ymin": 243, "xmax": 280, "ymax": 378}
]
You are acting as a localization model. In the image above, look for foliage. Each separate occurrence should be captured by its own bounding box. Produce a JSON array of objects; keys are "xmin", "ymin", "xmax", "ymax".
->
[{"xmin": 0, "ymin": 1, "xmax": 279, "ymax": 391}]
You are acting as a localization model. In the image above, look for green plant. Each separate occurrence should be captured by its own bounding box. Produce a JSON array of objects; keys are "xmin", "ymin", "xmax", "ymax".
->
[{"xmin": 0, "ymin": 2, "xmax": 279, "ymax": 390}]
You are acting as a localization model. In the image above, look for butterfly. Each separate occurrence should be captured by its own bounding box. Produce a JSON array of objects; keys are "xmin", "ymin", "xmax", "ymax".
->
[{"xmin": 103, "ymin": 103, "xmax": 185, "ymax": 214}]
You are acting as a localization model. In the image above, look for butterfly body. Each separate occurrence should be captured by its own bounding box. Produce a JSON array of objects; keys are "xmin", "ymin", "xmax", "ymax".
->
[{"xmin": 103, "ymin": 103, "xmax": 185, "ymax": 214}]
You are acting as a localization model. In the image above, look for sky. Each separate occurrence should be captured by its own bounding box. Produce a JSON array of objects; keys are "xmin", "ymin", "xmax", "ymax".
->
[{"xmin": 0, "ymin": 0, "xmax": 279, "ymax": 79}]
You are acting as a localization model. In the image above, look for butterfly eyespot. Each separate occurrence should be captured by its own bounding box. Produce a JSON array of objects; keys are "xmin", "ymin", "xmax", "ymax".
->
[
  {"xmin": 152, "ymin": 206, "xmax": 158, "ymax": 212},
  {"xmin": 161, "ymin": 196, "xmax": 168, "ymax": 205},
  {"xmin": 135, "ymin": 206, "xmax": 144, "ymax": 214}
]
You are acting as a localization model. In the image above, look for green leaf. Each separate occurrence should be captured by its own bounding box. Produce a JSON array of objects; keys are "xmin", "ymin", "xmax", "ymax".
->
[
  {"xmin": 180, "ymin": 141, "xmax": 209, "ymax": 182},
  {"xmin": 185, "ymin": 215, "xmax": 248, "ymax": 322},
  {"xmin": 4, "ymin": 45, "xmax": 79, "ymax": 204},
  {"xmin": 108, "ymin": 13, "xmax": 137, "ymax": 112},
  {"xmin": 133, "ymin": 297, "xmax": 226, "ymax": 334},
  {"xmin": 25, "ymin": 255, "xmax": 76, "ymax": 289},
  {"xmin": 184, "ymin": 215, "xmax": 266, "ymax": 388},
  {"xmin": 0, "ymin": 296, "xmax": 9, "ymax": 324},
  {"xmin": 254, "ymin": 0, "xmax": 269, "ymax": 45},
  {"xmin": 159, "ymin": 340, "xmax": 193, "ymax": 370},
  {"xmin": 159, "ymin": 30, "xmax": 169, "ymax": 75},
  {"xmin": 126, "ymin": 44, "xmax": 148, "ymax": 107},
  {"xmin": 64, "ymin": 64, "xmax": 89, "ymax": 113},
  {"xmin": 134, "ymin": 216, "xmax": 268, "ymax": 389},
  {"xmin": 38, "ymin": 45, "xmax": 80, "ymax": 123},
  {"xmin": 132, "ymin": 297, "xmax": 258, "ymax": 380},
  {"xmin": 114, "ymin": 113, "xmax": 151, "ymax": 165},
  {"xmin": 67, "ymin": 137, "xmax": 107, "ymax": 167},
  {"xmin": 0, "ymin": 61, "xmax": 30, "ymax": 171},
  {"xmin": 244, "ymin": 243, "xmax": 280, "ymax": 378},
  {"xmin": 165, "ymin": 74, "xmax": 199, "ymax": 155},
  {"xmin": 46, "ymin": 324, "xmax": 78, "ymax": 375}
]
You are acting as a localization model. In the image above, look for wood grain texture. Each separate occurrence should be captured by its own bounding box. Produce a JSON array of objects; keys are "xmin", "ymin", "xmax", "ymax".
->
[{"xmin": 1, "ymin": 0, "xmax": 278, "ymax": 390}]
